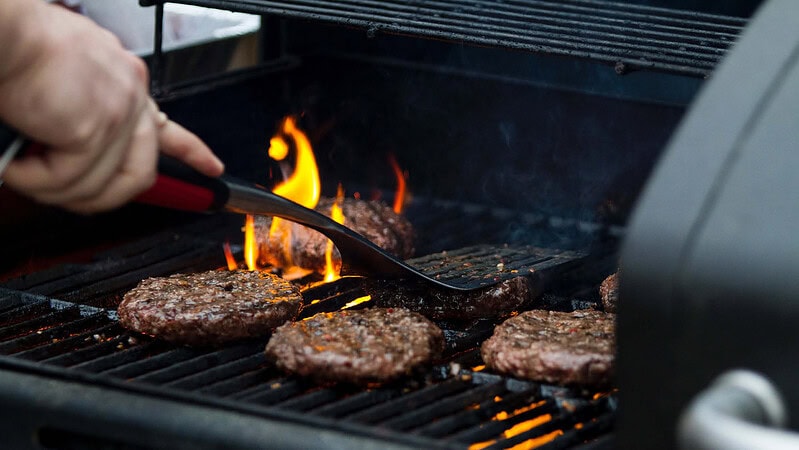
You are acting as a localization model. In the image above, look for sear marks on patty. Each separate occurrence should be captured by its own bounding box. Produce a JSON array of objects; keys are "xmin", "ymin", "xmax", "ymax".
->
[
  {"xmin": 363, "ymin": 276, "xmax": 537, "ymax": 321},
  {"xmin": 480, "ymin": 309, "xmax": 616, "ymax": 387},
  {"xmin": 254, "ymin": 198, "xmax": 415, "ymax": 274},
  {"xmin": 118, "ymin": 270, "xmax": 303, "ymax": 346},
  {"xmin": 265, "ymin": 307, "xmax": 444, "ymax": 384},
  {"xmin": 599, "ymin": 271, "xmax": 619, "ymax": 313}
]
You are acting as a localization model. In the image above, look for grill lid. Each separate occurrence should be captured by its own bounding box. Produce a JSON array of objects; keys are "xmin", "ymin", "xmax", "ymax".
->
[{"xmin": 142, "ymin": 0, "xmax": 747, "ymax": 77}]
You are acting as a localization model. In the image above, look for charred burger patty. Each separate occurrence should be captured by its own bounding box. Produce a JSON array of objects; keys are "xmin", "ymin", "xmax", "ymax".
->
[
  {"xmin": 255, "ymin": 198, "xmax": 415, "ymax": 273},
  {"xmin": 480, "ymin": 309, "xmax": 616, "ymax": 387},
  {"xmin": 118, "ymin": 270, "xmax": 303, "ymax": 345},
  {"xmin": 265, "ymin": 307, "xmax": 444, "ymax": 384}
]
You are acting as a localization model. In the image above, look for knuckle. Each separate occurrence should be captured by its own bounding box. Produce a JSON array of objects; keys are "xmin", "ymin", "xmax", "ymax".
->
[{"xmin": 129, "ymin": 55, "xmax": 149, "ymax": 85}]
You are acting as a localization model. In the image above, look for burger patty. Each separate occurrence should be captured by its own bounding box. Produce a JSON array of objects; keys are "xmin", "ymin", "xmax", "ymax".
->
[
  {"xmin": 599, "ymin": 271, "xmax": 619, "ymax": 313},
  {"xmin": 480, "ymin": 309, "xmax": 616, "ymax": 387},
  {"xmin": 363, "ymin": 276, "xmax": 536, "ymax": 320},
  {"xmin": 265, "ymin": 307, "xmax": 445, "ymax": 384},
  {"xmin": 118, "ymin": 270, "xmax": 303, "ymax": 346},
  {"xmin": 255, "ymin": 198, "xmax": 415, "ymax": 273}
]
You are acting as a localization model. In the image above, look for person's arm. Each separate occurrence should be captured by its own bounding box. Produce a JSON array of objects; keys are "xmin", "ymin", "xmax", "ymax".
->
[{"xmin": 0, "ymin": 0, "xmax": 224, "ymax": 214}]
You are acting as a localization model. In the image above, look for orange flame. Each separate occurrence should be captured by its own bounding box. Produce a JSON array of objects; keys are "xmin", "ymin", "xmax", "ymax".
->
[
  {"xmin": 468, "ymin": 401, "xmax": 558, "ymax": 450},
  {"xmin": 243, "ymin": 215, "xmax": 259, "ymax": 271},
  {"xmin": 323, "ymin": 184, "xmax": 345, "ymax": 282},
  {"xmin": 223, "ymin": 242, "xmax": 238, "ymax": 271},
  {"xmin": 270, "ymin": 116, "xmax": 321, "ymax": 208},
  {"xmin": 388, "ymin": 154, "xmax": 407, "ymax": 214},
  {"xmin": 267, "ymin": 116, "xmax": 322, "ymax": 273},
  {"xmin": 341, "ymin": 295, "xmax": 372, "ymax": 310}
]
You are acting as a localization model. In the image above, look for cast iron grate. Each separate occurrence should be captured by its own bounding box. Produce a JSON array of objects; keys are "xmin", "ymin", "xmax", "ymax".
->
[
  {"xmin": 149, "ymin": 0, "xmax": 746, "ymax": 77},
  {"xmin": 0, "ymin": 201, "xmax": 618, "ymax": 448},
  {"xmin": 0, "ymin": 232, "xmax": 616, "ymax": 448},
  {"xmin": 0, "ymin": 287, "xmax": 616, "ymax": 449}
]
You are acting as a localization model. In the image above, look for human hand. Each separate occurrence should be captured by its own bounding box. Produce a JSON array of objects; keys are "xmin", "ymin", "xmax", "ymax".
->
[{"xmin": 0, "ymin": 1, "xmax": 224, "ymax": 214}]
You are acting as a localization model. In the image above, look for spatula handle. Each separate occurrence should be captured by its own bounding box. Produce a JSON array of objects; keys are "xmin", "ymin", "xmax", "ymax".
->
[{"xmin": 135, "ymin": 155, "xmax": 230, "ymax": 212}]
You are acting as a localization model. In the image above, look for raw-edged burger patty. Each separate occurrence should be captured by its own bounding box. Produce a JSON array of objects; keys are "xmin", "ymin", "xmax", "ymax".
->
[
  {"xmin": 364, "ymin": 276, "xmax": 536, "ymax": 320},
  {"xmin": 255, "ymin": 198, "xmax": 415, "ymax": 274},
  {"xmin": 599, "ymin": 271, "xmax": 619, "ymax": 313},
  {"xmin": 480, "ymin": 309, "xmax": 616, "ymax": 387},
  {"xmin": 265, "ymin": 307, "xmax": 444, "ymax": 384},
  {"xmin": 118, "ymin": 270, "xmax": 303, "ymax": 346}
]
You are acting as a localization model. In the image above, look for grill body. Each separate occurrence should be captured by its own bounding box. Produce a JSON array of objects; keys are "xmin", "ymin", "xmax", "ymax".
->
[{"xmin": 0, "ymin": 0, "xmax": 777, "ymax": 448}]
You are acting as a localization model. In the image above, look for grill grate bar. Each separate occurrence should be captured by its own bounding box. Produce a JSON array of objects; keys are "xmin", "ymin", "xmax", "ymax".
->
[
  {"xmin": 0, "ymin": 307, "xmax": 81, "ymax": 341},
  {"xmin": 20, "ymin": 239, "xmax": 217, "ymax": 297},
  {"xmin": 172, "ymin": 0, "xmax": 745, "ymax": 76},
  {"xmin": 197, "ymin": 366, "xmax": 276, "ymax": 397},
  {"xmin": 0, "ymin": 312, "xmax": 110, "ymax": 355},
  {"xmin": 0, "ymin": 301, "xmax": 52, "ymax": 325},
  {"xmin": 275, "ymin": 386, "xmax": 351, "ymax": 412},
  {"xmin": 58, "ymin": 248, "xmax": 224, "ymax": 306},
  {"xmin": 39, "ymin": 332, "xmax": 133, "ymax": 367},
  {"xmin": 100, "ymin": 346, "xmax": 205, "ymax": 378},
  {"xmin": 237, "ymin": 378, "xmax": 307, "ymax": 404},
  {"xmin": 414, "ymin": 389, "xmax": 542, "ymax": 438},
  {"xmin": 131, "ymin": 343, "xmax": 260, "ymax": 384},
  {"xmin": 379, "ymin": 381, "xmax": 507, "ymax": 431},
  {"xmin": 535, "ymin": 412, "xmax": 615, "ymax": 450},
  {"xmin": 346, "ymin": 376, "xmax": 473, "ymax": 424},
  {"xmin": 480, "ymin": 404, "xmax": 603, "ymax": 450},
  {"xmin": 165, "ymin": 352, "xmax": 266, "ymax": 390},
  {"xmin": 311, "ymin": 387, "xmax": 403, "ymax": 418},
  {"xmin": 11, "ymin": 321, "xmax": 121, "ymax": 361},
  {"xmin": 71, "ymin": 339, "xmax": 165, "ymax": 373},
  {"xmin": 448, "ymin": 399, "xmax": 561, "ymax": 443}
]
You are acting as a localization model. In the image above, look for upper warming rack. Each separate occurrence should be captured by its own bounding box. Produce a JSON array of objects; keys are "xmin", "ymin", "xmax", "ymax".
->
[{"xmin": 147, "ymin": 0, "xmax": 747, "ymax": 77}]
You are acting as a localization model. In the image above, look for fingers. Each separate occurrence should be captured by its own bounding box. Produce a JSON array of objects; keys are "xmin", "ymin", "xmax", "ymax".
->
[
  {"xmin": 158, "ymin": 118, "xmax": 225, "ymax": 177},
  {"xmin": 2, "ymin": 96, "xmax": 223, "ymax": 214},
  {"xmin": 4, "ymin": 95, "xmax": 158, "ymax": 214}
]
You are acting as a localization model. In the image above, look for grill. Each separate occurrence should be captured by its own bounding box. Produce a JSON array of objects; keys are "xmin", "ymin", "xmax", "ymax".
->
[{"xmin": 0, "ymin": 0, "xmax": 767, "ymax": 448}]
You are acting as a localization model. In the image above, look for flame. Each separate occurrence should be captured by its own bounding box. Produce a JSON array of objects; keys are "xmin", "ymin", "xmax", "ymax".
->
[
  {"xmin": 507, "ymin": 430, "xmax": 564, "ymax": 450},
  {"xmin": 468, "ymin": 415, "xmax": 560, "ymax": 450},
  {"xmin": 341, "ymin": 295, "xmax": 372, "ymax": 310},
  {"xmin": 270, "ymin": 116, "xmax": 321, "ymax": 208},
  {"xmin": 323, "ymin": 184, "xmax": 345, "ymax": 282},
  {"xmin": 388, "ymin": 154, "xmax": 407, "ymax": 214},
  {"xmin": 468, "ymin": 401, "xmax": 555, "ymax": 450},
  {"xmin": 223, "ymin": 242, "xmax": 238, "ymax": 270},
  {"xmin": 266, "ymin": 116, "xmax": 322, "ymax": 274},
  {"xmin": 243, "ymin": 215, "xmax": 259, "ymax": 271}
]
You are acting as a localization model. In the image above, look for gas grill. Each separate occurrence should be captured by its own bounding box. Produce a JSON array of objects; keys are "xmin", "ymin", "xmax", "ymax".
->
[{"xmin": 5, "ymin": 0, "xmax": 795, "ymax": 449}]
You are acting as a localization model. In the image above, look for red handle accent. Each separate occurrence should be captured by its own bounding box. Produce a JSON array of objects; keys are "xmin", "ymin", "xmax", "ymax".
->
[{"xmin": 135, "ymin": 174, "xmax": 216, "ymax": 212}]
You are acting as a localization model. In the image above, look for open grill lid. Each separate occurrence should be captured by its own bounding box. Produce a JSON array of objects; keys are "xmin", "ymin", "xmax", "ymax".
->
[{"xmin": 141, "ymin": 0, "xmax": 746, "ymax": 77}]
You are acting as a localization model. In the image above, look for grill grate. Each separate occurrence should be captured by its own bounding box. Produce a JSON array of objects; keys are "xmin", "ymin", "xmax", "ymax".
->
[
  {"xmin": 154, "ymin": 0, "xmax": 746, "ymax": 77},
  {"xmin": 0, "ymin": 290, "xmax": 616, "ymax": 449},
  {"xmin": 0, "ymin": 206, "xmax": 617, "ymax": 448}
]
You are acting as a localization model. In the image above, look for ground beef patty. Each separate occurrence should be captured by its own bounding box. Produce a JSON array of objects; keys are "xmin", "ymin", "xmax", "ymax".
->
[
  {"xmin": 480, "ymin": 309, "xmax": 616, "ymax": 387},
  {"xmin": 363, "ymin": 276, "xmax": 536, "ymax": 320},
  {"xmin": 254, "ymin": 198, "xmax": 415, "ymax": 274},
  {"xmin": 599, "ymin": 271, "xmax": 619, "ymax": 313},
  {"xmin": 265, "ymin": 307, "xmax": 444, "ymax": 384},
  {"xmin": 118, "ymin": 270, "xmax": 303, "ymax": 346}
]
